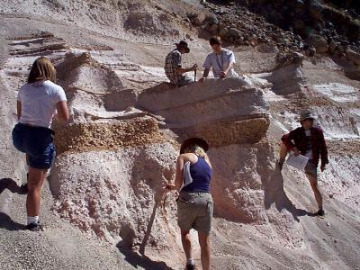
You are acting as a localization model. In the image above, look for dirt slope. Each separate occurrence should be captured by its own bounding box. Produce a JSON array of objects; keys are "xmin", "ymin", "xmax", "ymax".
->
[{"xmin": 0, "ymin": 1, "xmax": 359, "ymax": 270}]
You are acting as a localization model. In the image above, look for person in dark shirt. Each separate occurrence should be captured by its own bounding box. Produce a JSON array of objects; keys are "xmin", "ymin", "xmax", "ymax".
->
[
  {"xmin": 166, "ymin": 138, "xmax": 213, "ymax": 270},
  {"xmin": 279, "ymin": 110, "xmax": 329, "ymax": 216}
]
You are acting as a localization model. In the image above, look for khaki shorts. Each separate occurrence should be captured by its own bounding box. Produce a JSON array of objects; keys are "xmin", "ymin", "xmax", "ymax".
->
[
  {"xmin": 177, "ymin": 192, "xmax": 213, "ymax": 235},
  {"xmin": 305, "ymin": 162, "xmax": 318, "ymax": 178}
]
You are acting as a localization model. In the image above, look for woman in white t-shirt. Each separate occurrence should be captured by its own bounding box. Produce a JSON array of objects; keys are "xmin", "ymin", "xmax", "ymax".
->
[
  {"xmin": 199, "ymin": 36, "xmax": 238, "ymax": 82},
  {"xmin": 12, "ymin": 57, "xmax": 69, "ymax": 231}
]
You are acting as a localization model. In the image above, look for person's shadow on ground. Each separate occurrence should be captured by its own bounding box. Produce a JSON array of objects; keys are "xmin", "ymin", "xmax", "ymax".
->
[
  {"xmin": 263, "ymin": 168, "xmax": 310, "ymax": 222},
  {"xmin": 0, "ymin": 178, "xmax": 27, "ymax": 230},
  {"xmin": 116, "ymin": 241, "xmax": 173, "ymax": 270},
  {"xmin": 0, "ymin": 212, "xmax": 26, "ymax": 231},
  {"xmin": 0, "ymin": 178, "xmax": 27, "ymax": 195}
]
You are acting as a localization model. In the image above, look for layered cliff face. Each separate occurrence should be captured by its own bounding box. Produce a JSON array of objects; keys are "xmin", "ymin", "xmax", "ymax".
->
[{"xmin": 0, "ymin": 1, "xmax": 359, "ymax": 269}]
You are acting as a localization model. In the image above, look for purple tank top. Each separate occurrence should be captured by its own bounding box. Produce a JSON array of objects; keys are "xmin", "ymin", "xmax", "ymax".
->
[{"xmin": 182, "ymin": 157, "xmax": 213, "ymax": 193}]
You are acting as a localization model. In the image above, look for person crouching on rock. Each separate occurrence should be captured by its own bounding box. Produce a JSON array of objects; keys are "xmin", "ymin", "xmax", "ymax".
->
[
  {"xmin": 199, "ymin": 36, "xmax": 238, "ymax": 82},
  {"xmin": 164, "ymin": 40, "xmax": 198, "ymax": 87},
  {"xmin": 12, "ymin": 57, "xmax": 69, "ymax": 231},
  {"xmin": 166, "ymin": 137, "xmax": 213, "ymax": 270},
  {"xmin": 278, "ymin": 110, "xmax": 329, "ymax": 216}
]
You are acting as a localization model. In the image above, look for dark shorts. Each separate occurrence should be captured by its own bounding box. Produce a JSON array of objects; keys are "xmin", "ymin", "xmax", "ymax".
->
[
  {"xmin": 305, "ymin": 162, "xmax": 318, "ymax": 178},
  {"xmin": 177, "ymin": 191, "xmax": 213, "ymax": 235},
  {"xmin": 12, "ymin": 123, "xmax": 56, "ymax": 169}
]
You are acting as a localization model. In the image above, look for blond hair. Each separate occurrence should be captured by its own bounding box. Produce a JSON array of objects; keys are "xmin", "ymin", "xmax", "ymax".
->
[
  {"xmin": 185, "ymin": 144, "xmax": 207, "ymax": 158},
  {"xmin": 27, "ymin": 57, "xmax": 56, "ymax": 83}
]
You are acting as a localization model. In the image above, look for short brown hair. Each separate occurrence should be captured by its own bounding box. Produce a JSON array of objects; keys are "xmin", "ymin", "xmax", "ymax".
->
[
  {"xmin": 27, "ymin": 57, "xmax": 56, "ymax": 83},
  {"xmin": 209, "ymin": 36, "xmax": 222, "ymax": 46}
]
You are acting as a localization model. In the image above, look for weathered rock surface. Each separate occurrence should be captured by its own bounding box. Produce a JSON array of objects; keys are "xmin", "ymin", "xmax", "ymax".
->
[{"xmin": 0, "ymin": 1, "xmax": 359, "ymax": 270}]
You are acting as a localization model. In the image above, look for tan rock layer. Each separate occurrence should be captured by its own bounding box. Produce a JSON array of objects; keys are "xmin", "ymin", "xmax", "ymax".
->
[{"xmin": 54, "ymin": 117, "xmax": 165, "ymax": 154}]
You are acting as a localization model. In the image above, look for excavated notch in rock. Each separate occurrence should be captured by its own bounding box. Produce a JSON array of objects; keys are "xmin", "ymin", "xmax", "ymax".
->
[
  {"xmin": 54, "ymin": 116, "xmax": 165, "ymax": 155},
  {"xmin": 137, "ymin": 78, "xmax": 270, "ymax": 146},
  {"xmin": 176, "ymin": 117, "xmax": 270, "ymax": 147}
]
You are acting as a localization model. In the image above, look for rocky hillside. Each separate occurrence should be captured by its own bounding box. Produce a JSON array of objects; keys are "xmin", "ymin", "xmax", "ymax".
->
[{"xmin": 0, "ymin": 0, "xmax": 359, "ymax": 269}]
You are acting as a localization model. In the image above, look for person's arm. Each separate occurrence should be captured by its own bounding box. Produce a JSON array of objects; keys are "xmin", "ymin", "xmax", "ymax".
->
[
  {"xmin": 56, "ymin": 101, "xmax": 69, "ymax": 122},
  {"xmin": 17, "ymin": 101, "xmax": 22, "ymax": 121},
  {"xmin": 199, "ymin": 68, "xmax": 210, "ymax": 82},
  {"xmin": 200, "ymin": 55, "xmax": 212, "ymax": 82},
  {"xmin": 222, "ymin": 62, "xmax": 234, "ymax": 76},
  {"xmin": 166, "ymin": 154, "xmax": 186, "ymax": 191},
  {"xmin": 174, "ymin": 155, "xmax": 185, "ymax": 190},
  {"xmin": 318, "ymin": 129, "xmax": 329, "ymax": 171},
  {"xmin": 175, "ymin": 64, "xmax": 197, "ymax": 75},
  {"xmin": 172, "ymin": 51, "xmax": 197, "ymax": 75},
  {"xmin": 220, "ymin": 51, "xmax": 236, "ymax": 78},
  {"xmin": 281, "ymin": 129, "xmax": 300, "ymax": 154}
]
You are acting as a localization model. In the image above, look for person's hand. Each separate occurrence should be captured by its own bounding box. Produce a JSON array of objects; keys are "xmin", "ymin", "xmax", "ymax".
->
[
  {"xmin": 192, "ymin": 64, "xmax": 198, "ymax": 71},
  {"xmin": 292, "ymin": 147, "xmax": 300, "ymax": 156},
  {"xmin": 220, "ymin": 71, "xmax": 226, "ymax": 78},
  {"xmin": 320, "ymin": 164, "xmax": 326, "ymax": 172},
  {"xmin": 165, "ymin": 183, "xmax": 176, "ymax": 191}
]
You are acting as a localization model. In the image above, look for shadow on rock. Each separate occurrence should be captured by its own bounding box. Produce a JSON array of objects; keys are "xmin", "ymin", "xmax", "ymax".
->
[
  {"xmin": 0, "ymin": 212, "xmax": 26, "ymax": 231},
  {"xmin": 0, "ymin": 178, "xmax": 27, "ymax": 195},
  {"xmin": 263, "ymin": 169, "xmax": 310, "ymax": 222},
  {"xmin": 116, "ymin": 241, "xmax": 173, "ymax": 270}
]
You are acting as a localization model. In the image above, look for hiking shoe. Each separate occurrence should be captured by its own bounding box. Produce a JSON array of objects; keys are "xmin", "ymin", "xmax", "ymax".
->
[
  {"xmin": 185, "ymin": 263, "xmax": 195, "ymax": 270},
  {"xmin": 315, "ymin": 209, "xmax": 325, "ymax": 217},
  {"xmin": 26, "ymin": 221, "xmax": 43, "ymax": 232}
]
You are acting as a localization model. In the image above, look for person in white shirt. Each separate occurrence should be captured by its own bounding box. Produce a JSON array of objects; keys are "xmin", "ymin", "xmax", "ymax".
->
[
  {"xmin": 12, "ymin": 57, "xmax": 69, "ymax": 231},
  {"xmin": 199, "ymin": 36, "xmax": 238, "ymax": 82}
]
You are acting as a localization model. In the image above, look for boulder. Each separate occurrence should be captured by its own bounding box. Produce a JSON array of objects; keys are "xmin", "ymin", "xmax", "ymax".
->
[
  {"xmin": 346, "ymin": 47, "xmax": 360, "ymax": 66},
  {"xmin": 307, "ymin": 34, "xmax": 328, "ymax": 54}
]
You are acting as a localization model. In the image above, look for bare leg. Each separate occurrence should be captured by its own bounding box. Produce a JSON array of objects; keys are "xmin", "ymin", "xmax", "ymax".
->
[
  {"xmin": 306, "ymin": 174, "xmax": 323, "ymax": 210},
  {"xmin": 181, "ymin": 230, "xmax": 192, "ymax": 263},
  {"xmin": 26, "ymin": 167, "xmax": 47, "ymax": 217},
  {"xmin": 198, "ymin": 232, "xmax": 210, "ymax": 270}
]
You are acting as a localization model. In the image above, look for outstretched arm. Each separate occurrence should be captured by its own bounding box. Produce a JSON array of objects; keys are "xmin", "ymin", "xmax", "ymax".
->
[
  {"xmin": 175, "ymin": 64, "xmax": 197, "ymax": 75},
  {"xmin": 199, "ymin": 68, "xmax": 210, "ymax": 82},
  {"xmin": 56, "ymin": 101, "xmax": 70, "ymax": 122},
  {"xmin": 166, "ymin": 155, "xmax": 185, "ymax": 191}
]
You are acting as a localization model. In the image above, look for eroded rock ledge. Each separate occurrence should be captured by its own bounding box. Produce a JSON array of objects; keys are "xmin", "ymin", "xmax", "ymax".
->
[{"xmin": 54, "ymin": 116, "xmax": 165, "ymax": 155}]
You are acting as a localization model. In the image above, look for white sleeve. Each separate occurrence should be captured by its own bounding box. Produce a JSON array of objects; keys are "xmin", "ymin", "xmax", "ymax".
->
[
  {"xmin": 228, "ymin": 51, "xmax": 236, "ymax": 64},
  {"xmin": 17, "ymin": 85, "xmax": 25, "ymax": 102},
  {"xmin": 54, "ymin": 86, "xmax": 67, "ymax": 103},
  {"xmin": 203, "ymin": 54, "xmax": 212, "ymax": 69}
]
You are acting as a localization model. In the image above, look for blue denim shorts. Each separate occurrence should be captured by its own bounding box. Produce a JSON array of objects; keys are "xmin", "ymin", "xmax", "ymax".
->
[{"xmin": 12, "ymin": 123, "xmax": 56, "ymax": 169}]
